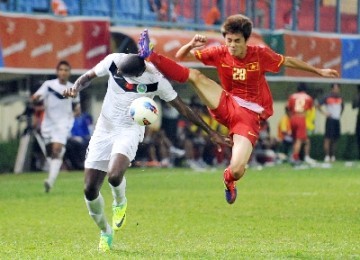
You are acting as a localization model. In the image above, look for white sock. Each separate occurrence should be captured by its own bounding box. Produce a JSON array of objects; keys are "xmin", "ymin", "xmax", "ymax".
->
[
  {"xmin": 109, "ymin": 177, "xmax": 127, "ymax": 206},
  {"xmin": 85, "ymin": 193, "xmax": 112, "ymax": 234},
  {"xmin": 47, "ymin": 158, "xmax": 62, "ymax": 187}
]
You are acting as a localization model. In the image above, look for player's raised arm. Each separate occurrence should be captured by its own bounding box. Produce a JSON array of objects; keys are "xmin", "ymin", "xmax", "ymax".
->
[
  {"xmin": 63, "ymin": 70, "xmax": 97, "ymax": 98},
  {"xmin": 175, "ymin": 34, "xmax": 208, "ymax": 60},
  {"xmin": 168, "ymin": 95, "xmax": 233, "ymax": 149},
  {"xmin": 283, "ymin": 56, "xmax": 339, "ymax": 78}
]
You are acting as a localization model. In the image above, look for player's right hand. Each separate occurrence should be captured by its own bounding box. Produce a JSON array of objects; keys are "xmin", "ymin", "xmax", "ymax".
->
[
  {"xmin": 190, "ymin": 34, "xmax": 207, "ymax": 48},
  {"xmin": 63, "ymin": 88, "xmax": 78, "ymax": 98}
]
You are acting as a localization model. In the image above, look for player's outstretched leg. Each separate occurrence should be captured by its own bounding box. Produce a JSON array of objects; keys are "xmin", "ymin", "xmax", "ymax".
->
[
  {"xmin": 138, "ymin": 29, "xmax": 153, "ymax": 59},
  {"xmin": 138, "ymin": 29, "xmax": 190, "ymax": 83},
  {"xmin": 109, "ymin": 177, "xmax": 127, "ymax": 231},
  {"xmin": 223, "ymin": 167, "xmax": 237, "ymax": 204}
]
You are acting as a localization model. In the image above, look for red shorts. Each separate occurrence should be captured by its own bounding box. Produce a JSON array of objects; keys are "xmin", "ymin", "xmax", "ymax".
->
[
  {"xmin": 209, "ymin": 91, "xmax": 261, "ymax": 146},
  {"xmin": 290, "ymin": 114, "xmax": 307, "ymax": 140}
]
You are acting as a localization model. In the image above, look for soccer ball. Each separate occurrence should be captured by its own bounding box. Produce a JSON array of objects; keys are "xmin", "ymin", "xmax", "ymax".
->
[{"xmin": 129, "ymin": 97, "xmax": 159, "ymax": 126}]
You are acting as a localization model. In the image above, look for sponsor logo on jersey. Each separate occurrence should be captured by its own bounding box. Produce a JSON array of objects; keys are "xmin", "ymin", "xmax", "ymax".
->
[{"xmin": 137, "ymin": 84, "xmax": 147, "ymax": 93}]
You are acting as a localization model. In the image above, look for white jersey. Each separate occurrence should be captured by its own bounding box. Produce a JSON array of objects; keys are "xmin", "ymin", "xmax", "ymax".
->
[
  {"xmin": 34, "ymin": 78, "xmax": 79, "ymax": 140},
  {"xmin": 85, "ymin": 53, "xmax": 178, "ymax": 166},
  {"xmin": 93, "ymin": 53, "xmax": 178, "ymax": 130}
]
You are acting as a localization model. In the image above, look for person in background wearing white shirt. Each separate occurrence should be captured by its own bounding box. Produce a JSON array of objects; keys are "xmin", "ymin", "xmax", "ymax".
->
[
  {"xmin": 63, "ymin": 53, "xmax": 232, "ymax": 252},
  {"xmin": 32, "ymin": 60, "xmax": 80, "ymax": 192}
]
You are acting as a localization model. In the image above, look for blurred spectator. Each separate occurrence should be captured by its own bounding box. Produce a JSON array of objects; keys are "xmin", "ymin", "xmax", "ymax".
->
[
  {"xmin": 149, "ymin": 0, "xmax": 178, "ymax": 22},
  {"xmin": 248, "ymin": 0, "xmax": 270, "ymax": 28},
  {"xmin": 352, "ymin": 85, "xmax": 360, "ymax": 160},
  {"xmin": 65, "ymin": 106, "xmax": 93, "ymax": 170},
  {"xmin": 287, "ymin": 83, "xmax": 314, "ymax": 165},
  {"xmin": 205, "ymin": 0, "xmax": 221, "ymax": 25},
  {"xmin": 252, "ymin": 119, "xmax": 278, "ymax": 166},
  {"xmin": 316, "ymin": 83, "xmax": 344, "ymax": 163},
  {"xmin": 277, "ymin": 106, "xmax": 293, "ymax": 159},
  {"xmin": 134, "ymin": 128, "xmax": 185, "ymax": 168},
  {"xmin": 283, "ymin": 0, "xmax": 301, "ymax": 29},
  {"xmin": 51, "ymin": 0, "xmax": 67, "ymax": 16}
]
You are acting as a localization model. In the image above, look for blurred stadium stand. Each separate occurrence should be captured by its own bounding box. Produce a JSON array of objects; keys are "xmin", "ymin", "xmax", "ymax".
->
[{"xmin": 1, "ymin": 0, "xmax": 359, "ymax": 33}]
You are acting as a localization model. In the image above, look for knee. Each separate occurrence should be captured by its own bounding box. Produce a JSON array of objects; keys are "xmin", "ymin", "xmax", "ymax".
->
[
  {"xmin": 84, "ymin": 183, "xmax": 100, "ymax": 201},
  {"xmin": 189, "ymin": 69, "xmax": 203, "ymax": 84},
  {"xmin": 51, "ymin": 146, "xmax": 65, "ymax": 159},
  {"xmin": 108, "ymin": 169, "xmax": 125, "ymax": 187}
]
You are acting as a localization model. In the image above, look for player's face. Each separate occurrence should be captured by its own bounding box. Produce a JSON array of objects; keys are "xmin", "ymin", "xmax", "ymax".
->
[
  {"xmin": 224, "ymin": 33, "xmax": 247, "ymax": 58},
  {"xmin": 57, "ymin": 64, "xmax": 71, "ymax": 84}
]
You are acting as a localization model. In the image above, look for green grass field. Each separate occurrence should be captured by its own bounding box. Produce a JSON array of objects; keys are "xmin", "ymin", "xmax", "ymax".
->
[{"xmin": 1, "ymin": 164, "xmax": 360, "ymax": 259}]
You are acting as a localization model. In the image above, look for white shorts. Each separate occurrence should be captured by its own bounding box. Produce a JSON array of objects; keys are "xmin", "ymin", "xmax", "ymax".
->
[
  {"xmin": 84, "ymin": 119, "xmax": 144, "ymax": 172},
  {"xmin": 41, "ymin": 122, "xmax": 72, "ymax": 145}
]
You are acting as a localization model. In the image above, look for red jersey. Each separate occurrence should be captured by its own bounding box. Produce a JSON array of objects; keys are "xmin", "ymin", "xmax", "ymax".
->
[
  {"xmin": 287, "ymin": 92, "xmax": 313, "ymax": 115},
  {"xmin": 195, "ymin": 45, "xmax": 284, "ymax": 119}
]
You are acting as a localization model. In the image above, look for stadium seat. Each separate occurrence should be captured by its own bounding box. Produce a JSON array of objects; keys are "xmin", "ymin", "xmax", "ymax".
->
[
  {"xmin": 82, "ymin": 0, "xmax": 110, "ymax": 16},
  {"xmin": 32, "ymin": 0, "xmax": 50, "ymax": 13},
  {"xmin": 0, "ymin": 2, "xmax": 7, "ymax": 11},
  {"xmin": 63, "ymin": 0, "xmax": 80, "ymax": 15}
]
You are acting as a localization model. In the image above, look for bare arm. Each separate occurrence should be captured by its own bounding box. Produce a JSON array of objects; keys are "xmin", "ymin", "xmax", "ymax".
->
[
  {"xmin": 168, "ymin": 96, "xmax": 232, "ymax": 148},
  {"xmin": 175, "ymin": 34, "xmax": 208, "ymax": 60},
  {"xmin": 283, "ymin": 56, "xmax": 339, "ymax": 78},
  {"xmin": 63, "ymin": 70, "xmax": 97, "ymax": 98}
]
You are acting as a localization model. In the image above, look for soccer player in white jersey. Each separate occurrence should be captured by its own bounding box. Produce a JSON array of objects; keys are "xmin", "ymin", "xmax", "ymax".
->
[
  {"xmin": 32, "ymin": 60, "xmax": 79, "ymax": 192},
  {"xmin": 63, "ymin": 53, "xmax": 231, "ymax": 252}
]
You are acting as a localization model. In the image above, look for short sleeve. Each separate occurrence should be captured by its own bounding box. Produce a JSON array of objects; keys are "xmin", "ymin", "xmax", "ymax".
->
[
  {"xmin": 259, "ymin": 47, "xmax": 284, "ymax": 73},
  {"xmin": 33, "ymin": 81, "xmax": 49, "ymax": 99},
  {"xmin": 194, "ymin": 46, "xmax": 223, "ymax": 66},
  {"xmin": 93, "ymin": 53, "xmax": 124, "ymax": 77},
  {"xmin": 157, "ymin": 77, "xmax": 178, "ymax": 102}
]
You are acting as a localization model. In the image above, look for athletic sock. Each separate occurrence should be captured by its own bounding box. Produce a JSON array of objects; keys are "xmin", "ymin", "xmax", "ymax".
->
[
  {"xmin": 47, "ymin": 158, "xmax": 62, "ymax": 187},
  {"xmin": 224, "ymin": 167, "xmax": 236, "ymax": 182},
  {"xmin": 85, "ymin": 193, "xmax": 112, "ymax": 234},
  {"xmin": 292, "ymin": 153, "xmax": 299, "ymax": 161},
  {"xmin": 149, "ymin": 52, "xmax": 190, "ymax": 83},
  {"xmin": 109, "ymin": 177, "xmax": 127, "ymax": 206}
]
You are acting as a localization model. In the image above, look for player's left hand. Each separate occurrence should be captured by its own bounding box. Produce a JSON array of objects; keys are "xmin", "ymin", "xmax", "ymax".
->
[
  {"xmin": 318, "ymin": 69, "xmax": 339, "ymax": 78},
  {"xmin": 209, "ymin": 132, "xmax": 233, "ymax": 152}
]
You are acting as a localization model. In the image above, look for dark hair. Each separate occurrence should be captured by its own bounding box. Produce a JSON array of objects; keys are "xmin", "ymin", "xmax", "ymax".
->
[
  {"xmin": 221, "ymin": 14, "xmax": 252, "ymax": 41},
  {"xmin": 118, "ymin": 54, "xmax": 146, "ymax": 77},
  {"xmin": 297, "ymin": 82, "xmax": 307, "ymax": 92},
  {"xmin": 56, "ymin": 60, "xmax": 71, "ymax": 70}
]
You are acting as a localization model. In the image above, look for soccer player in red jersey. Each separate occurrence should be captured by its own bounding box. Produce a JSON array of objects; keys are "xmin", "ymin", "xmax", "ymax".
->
[
  {"xmin": 287, "ymin": 83, "xmax": 314, "ymax": 165},
  {"xmin": 138, "ymin": 14, "xmax": 339, "ymax": 204}
]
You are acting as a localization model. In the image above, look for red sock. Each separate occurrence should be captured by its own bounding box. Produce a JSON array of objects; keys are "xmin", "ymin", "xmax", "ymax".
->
[
  {"xmin": 292, "ymin": 153, "xmax": 299, "ymax": 161},
  {"xmin": 149, "ymin": 52, "xmax": 190, "ymax": 83},
  {"xmin": 224, "ymin": 167, "xmax": 235, "ymax": 182}
]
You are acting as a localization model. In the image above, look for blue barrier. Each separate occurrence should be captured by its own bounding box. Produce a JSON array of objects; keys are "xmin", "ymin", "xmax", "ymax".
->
[{"xmin": 341, "ymin": 38, "xmax": 360, "ymax": 79}]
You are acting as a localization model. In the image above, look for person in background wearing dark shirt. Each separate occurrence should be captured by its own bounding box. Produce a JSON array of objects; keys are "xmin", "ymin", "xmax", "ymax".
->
[{"xmin": 317, "ymin": 83, "xmax": 344, "ymax": 163}]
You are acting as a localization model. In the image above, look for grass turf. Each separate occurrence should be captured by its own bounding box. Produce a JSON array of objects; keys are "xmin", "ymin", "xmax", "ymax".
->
[{"xmin": 0, "ymin": 163, "xmax": 359, "ymax": 259}]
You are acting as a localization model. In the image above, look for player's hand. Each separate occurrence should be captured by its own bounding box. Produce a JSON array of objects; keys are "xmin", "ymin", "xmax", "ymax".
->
[
  {"xmin": 318, "ymin": 69, "xmax": 339, "ymax": 78},
  {"xmin": 190, "ymin": 34, "xmax": 207, "ymax": 48},
  {"xmin": 63, "ymin": 88, "xmax": 78, "ymax": 98},
  {"xmin": 209, "ymin": 132, "xmax": 233, "ymax": 152}
]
